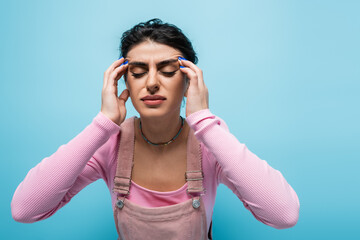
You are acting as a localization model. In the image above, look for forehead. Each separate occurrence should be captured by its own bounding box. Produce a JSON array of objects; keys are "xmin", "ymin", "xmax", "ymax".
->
[{"xmin": 126, "ymin": 41, "xmax": 182, "ymax": 62}]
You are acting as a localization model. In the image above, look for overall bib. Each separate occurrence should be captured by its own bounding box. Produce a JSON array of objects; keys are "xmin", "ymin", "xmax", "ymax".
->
[{"xmin": 112, "ymin": 117, "xmax": 213, "ymax": 240}]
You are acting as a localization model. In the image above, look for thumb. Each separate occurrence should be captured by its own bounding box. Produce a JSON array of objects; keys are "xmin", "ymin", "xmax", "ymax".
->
[
  {"xmin": 118, "ymin": 89, "xmax": 129, "ymax": 124},
  {"xmin": 118, "ymin": 89, "xmax": 130, "ymax": 104}
]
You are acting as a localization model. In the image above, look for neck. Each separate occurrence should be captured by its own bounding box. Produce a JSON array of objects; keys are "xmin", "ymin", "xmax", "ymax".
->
[{"xmin": 137, "ymin": 112, "xmax": 186, "ymax": 149}]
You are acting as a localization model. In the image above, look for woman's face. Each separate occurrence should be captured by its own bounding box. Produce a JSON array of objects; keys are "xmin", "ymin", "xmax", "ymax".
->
[{"xmin": 124, "ymin": 41, "xmax": 188, "ymax": 118}]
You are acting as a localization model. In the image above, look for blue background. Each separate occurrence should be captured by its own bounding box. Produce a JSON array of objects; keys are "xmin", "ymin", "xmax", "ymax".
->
[{"xmin": 1, "ymin": 0, "xmax": 359, "ymax": 239}]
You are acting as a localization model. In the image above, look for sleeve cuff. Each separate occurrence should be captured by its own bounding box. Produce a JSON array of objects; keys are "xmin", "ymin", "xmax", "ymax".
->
[
  {"xmin": 186, "ymin": 109, "xmax": 215, "ymax": 130},
  {"xmin": 93, "ymin": 112, "xmax": 121, "ymax": 135}
]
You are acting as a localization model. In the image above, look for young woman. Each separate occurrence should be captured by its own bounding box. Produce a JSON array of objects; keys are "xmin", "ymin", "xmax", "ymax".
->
[{"xmin": 11, "ymin": 19, "xmax": 300, "ymax": 239}]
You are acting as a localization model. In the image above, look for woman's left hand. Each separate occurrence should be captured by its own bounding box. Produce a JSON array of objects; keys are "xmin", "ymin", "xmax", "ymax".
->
[{"xmin": 178, "ymin": 57, "xmax": 209, "ymax": 117}]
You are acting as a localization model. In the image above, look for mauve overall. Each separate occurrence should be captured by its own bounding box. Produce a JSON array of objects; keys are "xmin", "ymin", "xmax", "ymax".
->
[{"xmin": 112, "ymin": 117, "xmax": 213, "ymax": 240}]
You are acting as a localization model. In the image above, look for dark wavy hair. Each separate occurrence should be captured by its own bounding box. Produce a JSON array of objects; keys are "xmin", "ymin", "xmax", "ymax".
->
[{"xmin": 119, "ymin": 18, "xmax": 198, "ymax": 65}]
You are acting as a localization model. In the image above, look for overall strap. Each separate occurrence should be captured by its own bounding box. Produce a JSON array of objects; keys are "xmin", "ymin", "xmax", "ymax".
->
[
  {"xmin": 186, "ymin": 128, "xmax": 206, "ymax": 197},
  {"xmin": 113, "ymin": 117, "xmax": 135, "ymax": 197}
]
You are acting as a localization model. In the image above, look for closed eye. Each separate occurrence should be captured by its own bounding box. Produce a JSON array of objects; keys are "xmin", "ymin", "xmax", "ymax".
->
[
  {"xmin": 161, "ymin": 70, "xmax": 178, "ymax": 77},
  {"xmin": 131, "ymin": 70, "xmax": 178, "ymax": 78},
  {"xmin": 131, "ymin": 72, "xmax": 146, "ymax": 78}
]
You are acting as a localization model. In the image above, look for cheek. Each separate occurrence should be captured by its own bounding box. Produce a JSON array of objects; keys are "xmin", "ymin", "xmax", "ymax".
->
[
  {"xmin": 125, "ymin": 81, "xmax": 138, "ymax": 96},
  {"xmin": 173, "ymin": 82, "xmax": 188, "ymax": 101},
  {"xmin": 166, "ymin": 78, "xmax": 186, "ymax": 96}
]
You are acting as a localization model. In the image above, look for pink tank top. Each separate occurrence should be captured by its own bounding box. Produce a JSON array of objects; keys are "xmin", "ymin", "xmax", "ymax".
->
[{"xmin": 128, "ymin": 180, "xmax": 192, "ymax": 207}]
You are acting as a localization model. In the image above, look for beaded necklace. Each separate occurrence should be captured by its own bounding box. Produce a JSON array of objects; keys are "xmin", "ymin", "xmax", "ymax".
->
[{"xmin": 139, "ymin": 116, "xmax": 184, "ymax": 146}]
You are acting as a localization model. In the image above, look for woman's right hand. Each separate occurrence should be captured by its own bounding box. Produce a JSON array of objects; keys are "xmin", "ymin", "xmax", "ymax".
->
[{"xmin": 101, "ymin": 57, "xmax": 129, "ymax": 126}]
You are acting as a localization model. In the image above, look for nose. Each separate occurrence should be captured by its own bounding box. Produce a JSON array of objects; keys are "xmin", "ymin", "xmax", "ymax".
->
[{"xmin": 146, "ymin": 69, "xmax": 160, "ymax": 94}]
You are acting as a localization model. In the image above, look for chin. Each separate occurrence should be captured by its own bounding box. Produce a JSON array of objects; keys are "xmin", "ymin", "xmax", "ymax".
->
[
  {"xmin": 135, "ymin": 108, "xmax": 166, "ymax": 118},
  {"xmin": 136, "ymin": 108, "xmax": 181, "ymax": 119}
]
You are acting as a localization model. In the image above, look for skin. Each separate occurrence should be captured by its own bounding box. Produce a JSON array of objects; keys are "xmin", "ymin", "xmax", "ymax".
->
[
  {"xmin": 101, "ymin": 40, "xmax": 209, "ymax": 153},
  {"xmin": 124, "ymin": 41, "xmax": 188, "ymax": 146}
]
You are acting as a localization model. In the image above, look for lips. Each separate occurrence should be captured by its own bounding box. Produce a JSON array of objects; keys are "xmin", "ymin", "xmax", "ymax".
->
[
  {"xmin": 141, "ymin": 95, "xmax": 166, "ymax": 106},
  {"xmin": 141, "ymin": 95, "xmax": 166, "ymax": 101}
]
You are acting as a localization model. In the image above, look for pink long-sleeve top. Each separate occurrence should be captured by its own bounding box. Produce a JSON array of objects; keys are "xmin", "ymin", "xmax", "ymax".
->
[{"xmin": 11, "ymin": 109, "xmax": 300, "ymax": 232}]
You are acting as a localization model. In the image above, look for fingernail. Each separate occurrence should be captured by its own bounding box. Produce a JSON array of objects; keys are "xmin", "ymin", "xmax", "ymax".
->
[
  {"xmin": 120, "ymin": 60, "xmax": 128, "ymax": 67},
  {"xmin": 178, "ymin": 57, "xmax": 186, "ymax": 61},
  {"xmin": 180, "ymin": 66, "xmax": 185, "ymax": 68},
  {"xmin": 118, "ymin": 56, "xmax": 123, "ymax": 60}
]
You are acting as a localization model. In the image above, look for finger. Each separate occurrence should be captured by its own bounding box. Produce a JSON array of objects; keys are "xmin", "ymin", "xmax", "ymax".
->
[
  {"xmin": 118, "ymin": 89, "xmax": 130, "ymax": 103},
  {"xmin": 105, "ymin": 61, "xmax": 128, "ymax": 90},
  {"xmin": 178, "ymin": 58, "xmax": 205, "ymax": 89},
  {"xmin": 179, "ymin": 66, "xmax": 199, "ymax": 88},
  {"xmin": 104, "ymin": 57, "xmax": 127, "ymax": 87},
  {"xmin": 178, "ymin": 58, "xmax": 202, "ymax": 79},
  {"xmin": 107, "ymin": 57, "xmax": 127, "ymax": 75},
  {"xmin": 118, "ymin": 89, "xmax": 129, "ymax": 113},
  {"xmin": 109, "ymin": 62, "xmax": 128, "ymax": 85}
]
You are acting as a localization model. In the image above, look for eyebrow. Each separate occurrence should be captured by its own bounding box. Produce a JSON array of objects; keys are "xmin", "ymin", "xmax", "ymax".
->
[{"xmin": 128, "ymin": 58, "xmax": 179, "ymax": 68}]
